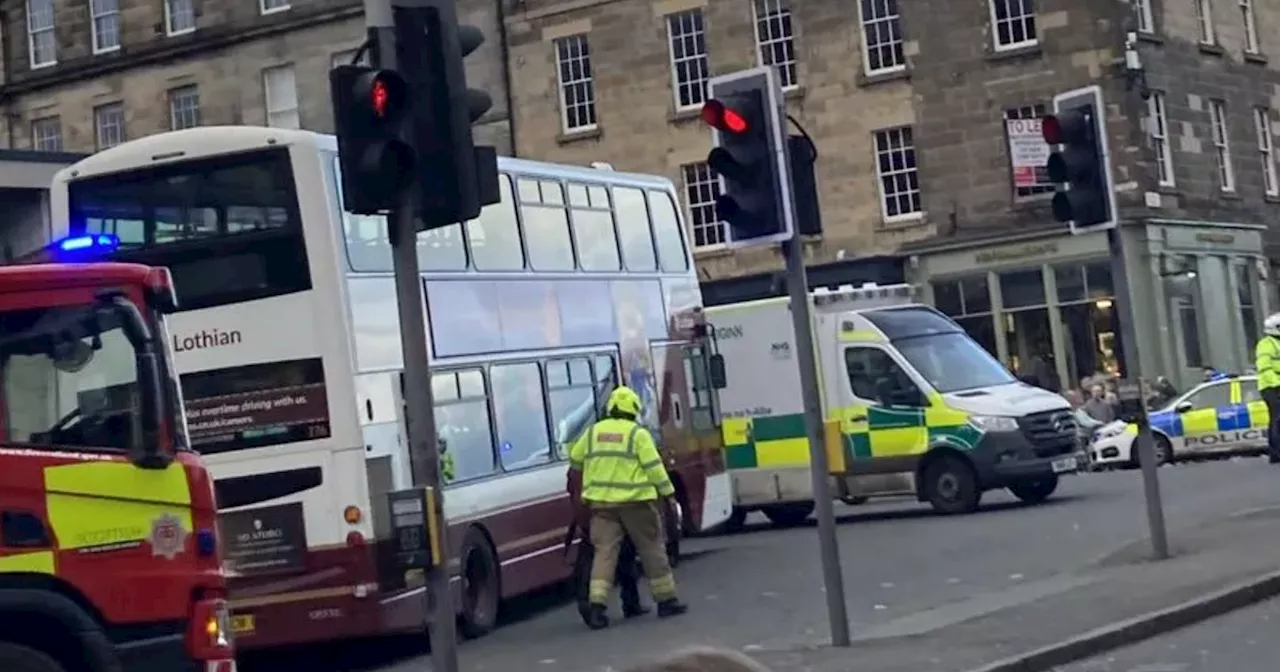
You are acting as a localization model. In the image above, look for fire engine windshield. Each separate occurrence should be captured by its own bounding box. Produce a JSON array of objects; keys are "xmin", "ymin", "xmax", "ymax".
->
[{"xmin": 0, "ymin": 302, "xmax": 142, "ymax": 451}]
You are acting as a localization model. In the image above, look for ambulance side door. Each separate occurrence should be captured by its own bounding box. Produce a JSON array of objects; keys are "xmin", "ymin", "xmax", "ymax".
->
[{"xmin": 840, "ymin": 344, "xmax": 929, "ymax": 468}]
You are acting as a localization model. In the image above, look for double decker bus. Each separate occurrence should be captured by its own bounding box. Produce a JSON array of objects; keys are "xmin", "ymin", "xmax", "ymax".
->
[{"xmin": 47, "ymin": 126, "xmax": 732, "ymax": 650}]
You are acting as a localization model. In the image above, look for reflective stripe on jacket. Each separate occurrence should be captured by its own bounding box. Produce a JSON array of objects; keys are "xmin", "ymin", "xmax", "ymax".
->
[
  {"xmin": 568, "ymin": 417, "xmax": 675, "ymax": 504},
  {"xmin": 1258, "ymin": 336, "xmax": 1280, "ymax": 391}
]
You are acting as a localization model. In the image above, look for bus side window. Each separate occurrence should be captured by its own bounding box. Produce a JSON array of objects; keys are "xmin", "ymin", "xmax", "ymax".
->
[
  {"xmin": 490, "ymin": 362, "xmax": 553, "ymax": 471},
  {"xmin": 547, "ymin": 357, "xmax": 596, "ymax": 458},
  {"xmin": 466, "ymin": 174, "xmax": 525, "ymax": 271},
  {"xmin": 648, "ymin": 190, "xmax": 690, "ymax": 273},
  {"xmin": 432, "ymin": 369, "xmax": 497, "ymax": 483},
  {"xmin": 567, "ymin": 182, "xmax": 621, "ymax": 271},
  {"xmin": 613, "ymin": 187, "xmax": 657, "ymax": 272},
  {"xmin": 518, "ymin": 179, "xmax": 575, "ymax": 271}
]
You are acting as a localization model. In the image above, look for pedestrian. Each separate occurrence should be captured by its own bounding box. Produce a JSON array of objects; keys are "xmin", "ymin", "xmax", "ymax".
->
[
  {"xmin": 1082, "ymin": 385, "xmax": 1115, "ymax": 423},
  {"xmin": 626, "ymin": 647, "xmax": 773, "ymax": 672},
  {"xmin": 567, "ymin": 386, "xmax": 688, "ymax": 629},
  {"xmin": 1254, "ymin": 313, "xmax": 1280, "ymax": 464},
  {"xmin": 566, "ymin": 461, "xmax": 648, "ymax": 624}
]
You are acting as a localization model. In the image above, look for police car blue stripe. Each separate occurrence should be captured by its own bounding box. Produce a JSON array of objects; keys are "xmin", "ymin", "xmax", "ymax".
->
[{"xmin": 1151, "ymin": 411, "xmax": 1182, "ymax": 437}]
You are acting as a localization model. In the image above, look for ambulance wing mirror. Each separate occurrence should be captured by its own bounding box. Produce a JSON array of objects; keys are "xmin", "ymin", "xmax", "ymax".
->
[
  {"xmin": 708, "ymin": 354, "xmax": 727, "ymax": 389},
  {"xmin": 1174, "ymin": 400, "xmax": 1193, "ymax": 413}
]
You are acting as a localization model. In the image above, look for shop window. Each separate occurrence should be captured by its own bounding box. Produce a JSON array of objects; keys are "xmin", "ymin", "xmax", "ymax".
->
[
  {"xmin": 1054, "ymin": 260, "xmax": 1120, "ymax": 388},
  {"xmin": 1237, "ymin": 264, "xmax": 1258, "ymax": 357},
  {"xmin": 999, "ymin": 268, "xmax": 1055, "ymax": 389},
  {"xmin": 999, "ymin": 268, "xmax": 1045, "ymax": 309},
  {"xmin": 1174, "ymin": 295, "xmax": 1204, "ymax": 368}
]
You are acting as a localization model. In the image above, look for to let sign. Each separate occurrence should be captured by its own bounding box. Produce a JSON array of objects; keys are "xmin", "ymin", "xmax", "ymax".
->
[{"xmin": 1006, "ymin": 118, "xmax": 1052, "ymax": 188}]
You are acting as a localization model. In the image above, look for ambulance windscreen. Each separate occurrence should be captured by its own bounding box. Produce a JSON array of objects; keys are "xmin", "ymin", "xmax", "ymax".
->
[{"xmin": 863, "ymin": 307, "xmax": 1016, "ymax": 394}]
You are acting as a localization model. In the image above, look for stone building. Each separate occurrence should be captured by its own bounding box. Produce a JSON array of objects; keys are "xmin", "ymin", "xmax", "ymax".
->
[{"xmin": 0, "ymin": 0, "xmax": 514, "ymax": 153}]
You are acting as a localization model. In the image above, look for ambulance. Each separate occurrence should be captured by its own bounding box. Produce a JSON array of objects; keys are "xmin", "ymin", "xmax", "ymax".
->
[{"xmin": 709, "ymin": 283, "xmax": 1079, "ymax": 529}]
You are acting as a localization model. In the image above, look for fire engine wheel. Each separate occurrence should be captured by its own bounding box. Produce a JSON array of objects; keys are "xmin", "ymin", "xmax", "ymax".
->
[
  {"xmin": 0, "ymin": 642, "xmax": 66, "ymax": 672},
  {"xmin": 458, "ymin": 528, "xmax": 500, "ymax": 640}
]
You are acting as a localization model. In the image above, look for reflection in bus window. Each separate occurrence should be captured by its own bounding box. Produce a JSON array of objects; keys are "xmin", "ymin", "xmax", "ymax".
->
[
  {"xmin": 490, "ymin": 362, "xmax": 552, "ymax": 470},
  {"xmin": 466, "ymin": 175, "xmax": 524, "ymax": 270},
  {"xmin": 593, "ymin": 354, "xmax": 618, "ymax": 416},
  {"xmin": 417, "ymin": 224, "xmax": 467, "ymax": 271},
  {"xmin": 548, "ymin": 357, "xmax": 597, "ymax": 458},
  {"xmin": 613, "ymin": 187, "xmax": 657, "ymax": 272},
  {"xmin": 518, "ymin": 179, "xmax": 575, "ymax": 271},
  {"xmin": 568, "ymin": 182, "xmax": 620, "ymax": 271},
  {"xmin": 649, "ymin": 190, "xmax": 690, "ymax": 272},
  {"xmin": 432, "ymin": 369, "xmax": 497, "ymax": 483}
]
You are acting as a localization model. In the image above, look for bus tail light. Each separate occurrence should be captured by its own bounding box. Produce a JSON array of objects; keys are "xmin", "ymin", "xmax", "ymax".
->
[{"xmin": 188, "ymin": 596, "xmax": 234, "ymax": 661}]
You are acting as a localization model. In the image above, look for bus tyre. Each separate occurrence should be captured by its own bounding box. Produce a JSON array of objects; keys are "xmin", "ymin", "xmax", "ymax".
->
[
  {"xmin": 0, "ymin": 642, "xmax": 66, "ymax": 672},
  {"xmin": 458, "ymin": 529, "xmax": 500, "ymax": 639},
  {"xmin": 663, "ymin": 500, "xmax": 682, "ymax": 568},
  {"xmin": 923, "ymin": 455, "xmax": 981, "ymax": 515},
  {"xmin": 762, "ymin": 501, "xmax": 815, "ymax": 528},
  {"xmin": 1008, "ymin": 475, "xmax": 1058, "ymax": 505}
]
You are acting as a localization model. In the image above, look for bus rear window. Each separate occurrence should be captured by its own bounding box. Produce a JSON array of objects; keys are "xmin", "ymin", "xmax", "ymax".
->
[{"xmin": 67, "ymin": 148, "xmax": 311, "ymax": 312}]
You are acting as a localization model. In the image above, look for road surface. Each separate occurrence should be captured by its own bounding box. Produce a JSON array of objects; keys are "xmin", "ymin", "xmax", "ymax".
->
[
  {"xmin": 237, "ymin": 457, "xmax": 1280, "ymax": 672},
  {"xmin": 1056, "ymin": 595, "xmax": 1280, "ymax": 671}
]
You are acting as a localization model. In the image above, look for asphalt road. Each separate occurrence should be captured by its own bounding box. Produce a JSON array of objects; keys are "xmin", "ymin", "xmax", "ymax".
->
[
  {"xmin": 1055, "ymin": 595, "xmax": 1280, "ymax": 671},
  {"xmin": 239, "ymin": 456, "xmax": 1280, "ymax": 672}
]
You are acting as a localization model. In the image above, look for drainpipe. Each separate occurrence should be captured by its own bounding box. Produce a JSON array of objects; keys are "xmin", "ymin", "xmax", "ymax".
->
[{"xmin": 494, "ymin": 0, "xmax": 518, "ymax": 156}]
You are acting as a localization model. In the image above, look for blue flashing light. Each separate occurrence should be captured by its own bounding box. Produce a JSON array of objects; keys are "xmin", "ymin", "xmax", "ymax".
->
[{"xmin": 53, "ymin": 234, "xmax": 120, "ymax": 256}]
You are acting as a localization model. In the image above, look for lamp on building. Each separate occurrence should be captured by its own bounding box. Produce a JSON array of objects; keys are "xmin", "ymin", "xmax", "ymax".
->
[
  {"xmin": 1159, "ymin": 254, "xmax": 1197, "ymax": 280},
  {"xmin": 1095, "ymin": 298, "xmax": 1114, "ymax": 310}
]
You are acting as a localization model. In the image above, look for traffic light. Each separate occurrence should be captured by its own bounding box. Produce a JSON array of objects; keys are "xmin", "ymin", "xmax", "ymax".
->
[
  {"xmin": 1043, "ymin": 86, "xmax": 1115, "ymax": 232},
  {"xmin": 394, "ymin": 0, "xmax": 500, "ymax": 229},
  {"xmin": 700, "ymin": 67, "xmax": 792, "ymax": 248},
  {"xmin": 329, "ymin": 65, "xmax": 415, "ymax": 215}
]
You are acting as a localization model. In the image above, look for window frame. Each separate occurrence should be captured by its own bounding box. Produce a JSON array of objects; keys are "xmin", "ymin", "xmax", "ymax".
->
[
  {"xmin": 93, "ymin": 102, "xmax": 126, "ymax": 151},
  {"xmin": 554, "ymin": 34, "xmax": 598, "ymax": 134},
  {"xmin": 514, "ymin": 176, "xmax": 578, "ymax": 272},
  {"xmin": 1195, "ymin": 0, "xmax": 1215, "ymax": 45},
  {"xmin": 752, "ymin": 0, "xmax": 798, "ymax": 90},
  {"xmin": 1209, "ymin": 99, "xmax": 1235, "ymax": 192},
  {"xmin": 681, "ymin": 162, "xmax": 726, "ymax": 249},
  {"xmin": 489, "ymin": 360, "xmax": 555, "ymax": 473},
  {"xmin": 611, "ymin": 185, "xmax": 659, "ymax": 272},
  {"xmin": 165, "ymin": 0, "xmax": 197, "ymax": 36},
  {"xmin": 545, "ymin": 355, "xmax": 601, "ymax": 459},
  {"xmin": 648, "ymin": 189, "xmax": 691, "ymax": 273},
  {"xmin": 26, "ymin": 0, "xmax": 56, "ymax": 69},
  {"xmin": 1148, "ymin": 92, "xmax": 1175, "ymax": 188},
  {"xmin": 856, "ymin": 0, "xmax": 907, "ymax": 75},
  {"xmin": 1005, "ymin": 103, "xmax": 1055, "ymax": 200},
  {"xmin": 988, "ymin": 0, "xmax": 1038, "ymax": 51},
  {"xmin": 262, "ymin": 65, "xmax": 300, "ymax": 130},
  {"xmin": 872, "ymin": 125, "xmax": 923, "ymax": 224},
  {"xmin": 1241, "ymin": 0, "xmax": 1260, "ymax": 54},
  {"xmin": 31, "ymin": 116, "xmax": 61, "ymax": 152},
  {"xmin": 565, "ymin": 180, "xmax": 622, "ymax": 272},
  {"xmin": 168, "ymin": 85, "xmax": 201, "ymax": 131},
  {"xmin": 666, "ymin": 9, "xmax": 710, "ymax": 112},
  {"xmin": 259, "ymin": 0, "xmax": 290, "ymax": 15},
  {"xmin": 432, "ymin": 367, "xmax": 499, "ymax": 485},
  {"xmin": 1132, "ymin": 0, "xmax": 1154, "ymax": 33},
  {"xmin": 1256, "ymin": 108, "xmax": 1278, "ymax": 196},
  {"xmin": 89, "ymin": 0, "xmax": 121, "ymax": 54}
]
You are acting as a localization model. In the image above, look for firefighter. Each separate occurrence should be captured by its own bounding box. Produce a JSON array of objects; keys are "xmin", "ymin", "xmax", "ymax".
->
[
  {"xmin": 567, "ymin": 468, "xmax": 648, "ymax": 622},
  {"xmin": 1256, "ymin": 312, "xmax": 1280, "ymax": 464},
  {"xmin": 568, "ymin": 386, "xmax": 688, "ymax": 629}
]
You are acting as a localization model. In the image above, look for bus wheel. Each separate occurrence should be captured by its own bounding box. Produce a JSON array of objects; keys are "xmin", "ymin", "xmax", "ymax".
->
[
  {"xmin": 0, "ymin": 642, "xmax": 66, "ymax": 672},
  {"xmin": 762, "ymin": 501, "xmax": 815, "ymax": 528},
  {"xmin": 1008, "ymin": 475, "xmax": 1058, "ymax": 505},
  {"xmin": 922, "ymin": 455, "xmax": 981, "ymax": 515},
  {"xmin": 664, "ymin": 500, "xmax": 682, "ymax": 569},
  {"xmin": 458, "ymin": 529, "xmax": 500, "ymax": 639}
]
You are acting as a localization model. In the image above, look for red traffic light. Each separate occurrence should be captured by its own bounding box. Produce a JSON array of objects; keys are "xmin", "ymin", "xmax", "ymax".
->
[
  {"xmin": 1041, "ymin": 115, "xmax": 1062, "ymax": 144},
  {"xmin": 701, "ymin": 100, "xmax": 749, "ymax": 134},
  {"xmin": 357, "ymin": 70, "xmax": 408, "ymax": 120},
  {"xmin": 372, "ymin": 79, "xmax": 391, "ymax": 118}
]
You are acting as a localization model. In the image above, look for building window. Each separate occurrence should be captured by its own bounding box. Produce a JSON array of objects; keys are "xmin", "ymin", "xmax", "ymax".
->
[
  {"xmin": 90, "ymin": 0, "xmax": 121, "ymax": 53},
  {"xmin": 1210, "ymin": 100, "xmax": 1235, "ymax": 192},
  {"xmin": 260, "ymin": 0, "xmax": 289, "ymax": 14},
  {"xmin": 555, "ymin": 35, "xmax": 596, "ymax": 133},
  {"xmin": 1241, "ymin": 0, "xmax": 1261, "ymax": 53},
  {"xmin": 858, "ymin": 0, "xmax": 906, "ymax": 74},
  {"xmin": 1194, "ymin": 0, "xmax": 1215, "ymax": 44},
  {"xmin": 667, "ymin": 9, "xmax": 709, "ymax": 111},
  {"xmin": 682, "ymin": 162, "xmax": 724, "ymax": 248},
  {"xmin": 26, "ymin": 0, "xmax": 56, "ymax": 68},
  {"xmin": 753, "ymin": 0, "xmax": 797, "ymax": 89},
  {"xmin": 94, "ymin": 103, "xmax": 125, "ymax": 151},
  {"xmin": 169, "ymin": 86, "xmax": 201, "ymax": 130},
  {"xmin": 1147, "ymin": 93, "xmax": 1174, "ymax": 187},
  {"xmin": 31, "ymin": 116, "xmax": 61, "ymax": 152},
  {"xmin": 1005, "ymin": 104, "xmax": 1054, "ymax": 198},
  {"xmin": 873, "ymin": 126, "xmax": 922, "ymax": 222},
  {"xmin": 1133, "ymin": 0, "xmax": 1154, "ymax": 32},
  {"xmin": 262, "ymin": 65, "xmax": 300, "ymax": 129},
  {"xmin": 1237, "ymin": 264, "xmax": 1258, "ymax": 356},
  {"xmin": 989, "ymin": 0, "xmax": 1037, "ymax": 50},
  {"xmin": 165, "ymin": 0, "xmax": 196, "ymax": 35},
  {"xmin": 1255, "ymin": 108, "xmax": 1278, "ymax": 196}
]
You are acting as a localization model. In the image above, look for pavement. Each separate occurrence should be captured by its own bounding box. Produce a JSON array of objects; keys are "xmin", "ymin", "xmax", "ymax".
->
[
  {"xmin": 238, "ymin": 457, "xmax": 1280, "ymax": 672},
  {"xmin": 1055, "ymin": 595, "xmax": 1280, "ymax": 671}
]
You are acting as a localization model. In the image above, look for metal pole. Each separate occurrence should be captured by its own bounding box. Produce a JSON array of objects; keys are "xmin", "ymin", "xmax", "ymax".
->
[
  {"xmin": 1107, "ymin": 227, "xmax": 1170, "ymax": 560},
  {"xmin": 362, "ymin": 0, "xmax": 460, "ymax": 667},
  {"xmin": 781, "ymin": 238, "xmax": 851, "ymax": 646}
]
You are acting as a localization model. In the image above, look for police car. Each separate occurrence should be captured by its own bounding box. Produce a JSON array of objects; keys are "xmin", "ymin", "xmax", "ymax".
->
[{"xmin": 1089, "ymin": 374, "xmax": 1268, "ymax": 468}]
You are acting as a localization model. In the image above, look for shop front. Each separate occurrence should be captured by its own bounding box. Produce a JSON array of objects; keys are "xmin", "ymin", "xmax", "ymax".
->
[{"xmin": 904, "ymin": 221, "xmax": 1267, "ymax": 395}]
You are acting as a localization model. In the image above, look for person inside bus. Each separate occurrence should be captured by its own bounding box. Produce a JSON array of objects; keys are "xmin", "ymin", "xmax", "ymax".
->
[{"xmin": 492, "ymin": 364, "xmax": 554, "ymax": 470}]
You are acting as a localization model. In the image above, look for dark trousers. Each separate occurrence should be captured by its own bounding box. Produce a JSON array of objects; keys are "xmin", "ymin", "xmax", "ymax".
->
[
  {"xmin": 1264, "ymin": 388, "xmax": 1280, "ymax": 462},
  {"xmin": 574, "ymin": 533, "xmax": 641, "ymax": 620}
]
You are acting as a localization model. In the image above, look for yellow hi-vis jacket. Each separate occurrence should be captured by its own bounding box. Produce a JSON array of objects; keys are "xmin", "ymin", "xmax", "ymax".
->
[
  {"xmin": 568, "ymin": 417, "xmax": 676, "ymax": 504},
  {"xmin": 1258, "ymin": 336, "xmax": 1280, "ymax": 391}
]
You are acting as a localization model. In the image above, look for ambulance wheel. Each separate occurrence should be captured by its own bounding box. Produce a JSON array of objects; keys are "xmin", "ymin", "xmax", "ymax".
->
[
  {"xmin": 0, "ymin": 642, "xmax": 65, "ymax": 672},
  {"xmin": 1009, "ymin": 475, "xmax": 1058, "ymax": 505},
  {"xmin": 923, "ymin": 455, "xmax": 981, "ymax": 515},
  {"xmin": 458, "ymin": 528, "xmax": 500, "ymax": 639},
  {"xmin": 762, "ymin": 501, "xmax": 815, "ymax": 527}
]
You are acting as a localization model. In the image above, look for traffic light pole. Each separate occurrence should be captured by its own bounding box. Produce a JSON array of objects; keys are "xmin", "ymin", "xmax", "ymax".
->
[
  {"xmin": 363, "ymin": 2, "xmax": 461, "ymax": 671},
  {"xmin": 1106, "ymin": 227, "xmax": 1170, "ymax": 561},
  {"xmin": 781, "ymin": 236, "xmax": 852, "ymax": 647}
]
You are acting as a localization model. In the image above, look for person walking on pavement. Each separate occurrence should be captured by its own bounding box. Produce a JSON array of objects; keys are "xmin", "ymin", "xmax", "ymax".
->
[
  {"xmin": 568, "ymin": 386, "xmax": 688, "ymax": 629},
  {"xmin": 1256, "ymin": 314, "xmax": 1280, "ymax": 464}
]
